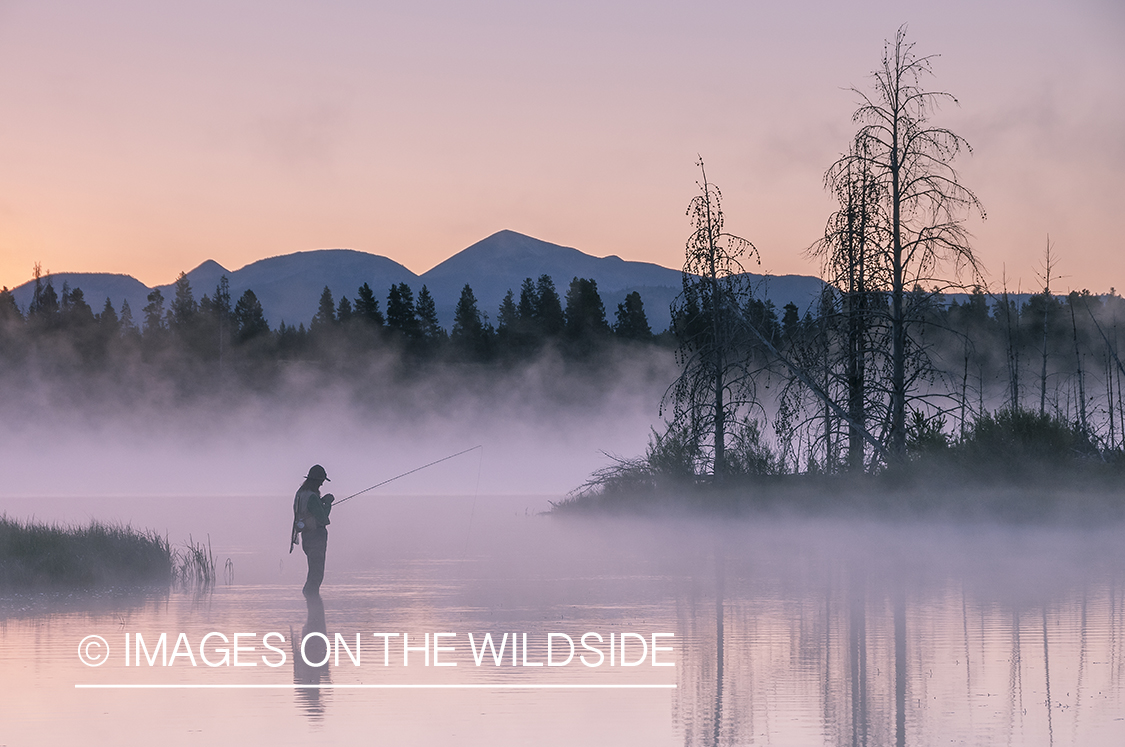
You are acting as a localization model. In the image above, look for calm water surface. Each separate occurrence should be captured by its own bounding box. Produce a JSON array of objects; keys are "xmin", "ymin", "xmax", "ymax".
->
[{"xmin": 2, "ymin": 494, "xmax": 1125, "ymax": 746}]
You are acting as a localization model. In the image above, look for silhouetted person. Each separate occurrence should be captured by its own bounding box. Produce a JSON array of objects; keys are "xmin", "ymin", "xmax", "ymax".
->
[{"xmin": 292, "ymin": 464, "xmax": 334, "ymax": 597}]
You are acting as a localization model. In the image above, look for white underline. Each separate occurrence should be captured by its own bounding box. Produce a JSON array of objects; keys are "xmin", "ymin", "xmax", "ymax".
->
[{"xmin": 75, "ymin": 683, "xmax": 676, "ymax": 690}]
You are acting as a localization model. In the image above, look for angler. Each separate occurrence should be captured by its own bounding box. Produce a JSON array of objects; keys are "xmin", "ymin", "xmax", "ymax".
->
[
  {"xmin": 291, "ymin": 464, "xmax": 334, "ymax": 598},
  {"xmin": 288, "ymin": 446, "xmax": 481, "ymax": 597}
]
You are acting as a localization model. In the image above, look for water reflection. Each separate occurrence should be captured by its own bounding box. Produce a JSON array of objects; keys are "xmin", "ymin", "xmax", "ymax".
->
[
  {"xmin": 3, "ymin": 502, "xmax": 1125, "ymax": 746},
  {"xmin": 848, "ymin": 565, "xmax": 868, "ymax": 747},
  {"xmin": 671, "ymin": 530, "xmax": 1125, "ymax": 747},
  {"xmin": 292, "ymin": 592, "xmax": 331, "ymax": 721}
]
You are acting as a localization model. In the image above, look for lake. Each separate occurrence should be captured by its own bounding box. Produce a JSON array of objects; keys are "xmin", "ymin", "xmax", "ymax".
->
[{"xmin": 2, "ymin": 493, "xmax": 1124, "ymax": 746}]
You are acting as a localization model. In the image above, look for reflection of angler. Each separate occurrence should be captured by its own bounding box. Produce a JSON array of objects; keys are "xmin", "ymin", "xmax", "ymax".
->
[
  {"xmin": 292, "ymin": 593, "xmax": 329, "ymax": 678},
  {"xmin": 292, "ymin": 593, "xmax": 330, "ymax": 720}
]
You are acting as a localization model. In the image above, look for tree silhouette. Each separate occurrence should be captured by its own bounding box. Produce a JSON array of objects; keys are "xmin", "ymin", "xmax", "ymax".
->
[
  {"xmin": 518, "ymin": 278, "xmax": 537, "ymax": 322},
  {"xmin": 311, "ymin": 286, "xmax": 336, "ymax": 331},
  {"xmin": 827, "ymin": 26, "xmax": 984, "ymax": 460},
  {"xmin": 98, "ymin": 298, "xmax": 120, "ymax": 337},
  {"xmin": 564, "ymin": 277, "xmax": 610, "ymax": 345},
  {"xmin": 199, "ymin": 276, "xmax": 234, "ymax": 366},
  {"xmin": 665, "ymin": 159, "xmax": 762, "ymax": 482},
  {"xmin": 142, "ymin": 288, "xmax": 166, "ymax": 334},
  {"xmin": 385, "ymin": 283, "xmax": 419, "ymax": 338},
  {"xmin": 451, "ymin": 283, "xmax": 491, "ymax": 358},
  {"xmin": 497, "ymin": 290, "xmax": 518, "ymax": 346},
  {"xmin": 416, "ymin": 285, "xmax": 446, "ymax": 345},
  {"xmin": 336, "ymin": 296, "xmax": 353, "ymax": 324},
  {"xmin": 614, "ymin": 291, "xmax": 653, "ymax": 341},
  {"xmin": 234, "ymin": 290, "xmax": 269, "ymax": 342},
  {"xmin": 534, "ymin": 275, "xmax": 565, "ymax": 338},
  {"xmin": 169, "ymin": 272, "xmax": 197, "ymax": 336},
  {"xmin": 811, "ymin": 140, "xmax": 890, "ymax": 471},
  {"xmin": 354, "ymin": 283, "xmax": 384, "ymax": 328}
]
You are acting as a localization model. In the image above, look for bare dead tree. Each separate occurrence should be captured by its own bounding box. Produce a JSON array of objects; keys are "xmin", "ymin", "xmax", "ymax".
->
[
  {"xmin": 812, "ymin": 139, "xmax": 892, "ymax": 471},
  {"xmin": 1037, "ymin": 237, "xmax": 1056, "ymax": 415},
  {"xmin": 828, "ymin": 26, "xmax": 985, "ymax": 460},
  {"xmin": 664, "ymin": 158, "xmax": 763, "ymax": 483},
  {"xmin": 1000, "ymin": 270, "xmax": 1021, "ymax": 411}
]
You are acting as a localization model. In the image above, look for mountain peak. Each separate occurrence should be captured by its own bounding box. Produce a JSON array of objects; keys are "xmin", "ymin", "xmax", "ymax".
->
[{"xmin": 187, "ymin": 259, "xmax": 230, "ymax": 275}]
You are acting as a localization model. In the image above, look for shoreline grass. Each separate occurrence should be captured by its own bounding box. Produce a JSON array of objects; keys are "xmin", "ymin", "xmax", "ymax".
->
[
  {"xmin": 0, "ymin": 515, "xmax": 174, "ymax": 590},
  {"xmin": 557, "ymin": 409, "xmax": 1125, "ymax": 522},
  {"xmin": 553, "ymin": 457, "xmax": 1125, "ymax": 523}
]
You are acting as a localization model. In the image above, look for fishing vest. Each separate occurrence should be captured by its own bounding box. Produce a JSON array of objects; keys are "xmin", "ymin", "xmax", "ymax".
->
[{"xmin": 293, "ymin": 487, "xmax": 322, "ymax": 532}]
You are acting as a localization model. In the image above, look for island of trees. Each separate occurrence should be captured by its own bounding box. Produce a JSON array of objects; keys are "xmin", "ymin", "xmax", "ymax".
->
[{"xmin": 561, "ymin": 29, "xmax": 1125, "ymax": 515}]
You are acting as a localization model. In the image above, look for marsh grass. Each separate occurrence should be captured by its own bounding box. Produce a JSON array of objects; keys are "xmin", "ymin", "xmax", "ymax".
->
[
  {"xmin": 172, "ymin": 535, "xmax": 216, "ymax": 590},
  {"xmin": 0, "ymin": 515, "xmax": 173, "ymax": 589}
]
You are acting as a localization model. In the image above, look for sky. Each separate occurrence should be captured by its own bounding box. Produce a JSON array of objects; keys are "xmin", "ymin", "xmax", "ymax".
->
[{"xmin": 0, "ymin": 0, "xmax": 1122, "ymax": 294}]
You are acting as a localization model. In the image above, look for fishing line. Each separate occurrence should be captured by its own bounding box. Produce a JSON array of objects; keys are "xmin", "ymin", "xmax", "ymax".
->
[
  {"xmin": 333, "ymin": 445, "xmax": 483, "ymax": 507},
  {"xmin": 461, "ymin": 445, "xmax": 484, "ymax": 557}
]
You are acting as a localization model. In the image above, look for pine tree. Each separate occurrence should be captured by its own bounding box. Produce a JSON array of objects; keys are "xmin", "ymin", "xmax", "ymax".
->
[
  {"xmin": 169, "ymin": 272, "xmax": 197, "ymax": 333},
  {"xmin": 416, "ymin": 285, "xmax": 445, "ymax": 343},
  {"xmin": 354, "ymin": 283, "xmax": 385, "ymax": 327},
  {"xmin": 64, "ymin": 287, "xmax": 95, "ymax": 326},
  {"xmin": 535, "ymin": 275, "xmax": 565, "ymax": 337},
  {"xmin": 614, "ymin": 291, "xmax": 653, "ymax": 341},
  {"xmin": 29, "ymin": 271, "xmax": 59, "ymax": 323},
  {"xmin": 564, "ymin": 277, "xmax": 610, "ymax": 344},
  {"xmin": 98, "ymin": 298, "xmax": 120, "ymax": 337},
  {"xmin": 0, "ymin": 287, "xmax": 24, "ymax": 327},
  {"xmin": 386, "ymin": 283, "xmax": 419, "ymax": 337},
  {"xmin": 143, "ymin": 288, "xmax": 166, "ymax": 333},
  {"xmin": 518, "ymin": 278, "xmax": 538, "ymax": 321},
  {"xmin": 336, "ymin": 296, "xmax": 353, "ymax": 324},
  {"xmin": 119, "ymin": 299, "xmax": 137, "ymax": 335},
  {"xmin": 451, "ymin": 284, "xmax": 490, "ymax": 358},
  {"xmin": 234, "ymin": 289, "xmax": 270, "ymax": 342},
  {"xmin": 311, "ymin": 286, "xmax": 336, "ymax": 331},
  {"xmin": 497, "ymin": 290, "xmax": 518, "ymax": 341}
]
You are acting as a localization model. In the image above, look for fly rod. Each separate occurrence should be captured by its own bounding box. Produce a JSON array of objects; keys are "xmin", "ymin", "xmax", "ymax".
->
[{"xmin": 333, "ymin": 445, "xmax": 483, "ymax": 507}]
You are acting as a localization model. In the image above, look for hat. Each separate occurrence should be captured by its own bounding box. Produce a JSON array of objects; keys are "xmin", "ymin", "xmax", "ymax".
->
[{"xmin": 306, "ymin": 464, "xmax": 330, "ymax": 482}]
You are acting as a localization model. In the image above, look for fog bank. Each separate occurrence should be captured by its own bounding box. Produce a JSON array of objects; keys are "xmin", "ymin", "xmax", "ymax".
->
[{"xmin": 0, "ymin": 348, "xmax": 677, "ymax": 499}]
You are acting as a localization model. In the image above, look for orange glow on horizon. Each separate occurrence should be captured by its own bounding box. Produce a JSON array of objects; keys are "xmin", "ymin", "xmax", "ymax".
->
[{"xmin": 0, "ymin": 1, "xmax": 1121, "ymax": 294}]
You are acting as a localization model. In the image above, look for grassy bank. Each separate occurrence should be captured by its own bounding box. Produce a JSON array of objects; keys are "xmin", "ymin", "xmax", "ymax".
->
[
  {"xmin": 0, "ymin": 516, "xmax": 174, "ymax": 590},
  {"xmin": 556, "ymin": 409, "xmax": 1125, "ymax": 522},
  {"xmin": 551, "ymin": 470, "xmax": 1125, "ymax": 523}
]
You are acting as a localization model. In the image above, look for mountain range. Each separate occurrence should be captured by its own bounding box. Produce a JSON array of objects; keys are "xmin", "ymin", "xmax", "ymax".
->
[{"xmin": 8, "ymin": 230, "xmax": 826, "ymax": 331}]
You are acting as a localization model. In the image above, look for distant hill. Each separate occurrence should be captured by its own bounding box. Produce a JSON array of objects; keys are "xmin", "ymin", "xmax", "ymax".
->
[
  {"xmin": 420, "ymin": 230, "xmax": 826, "ymax": 329},
  {"xmin": 9, "ymin": 273, "xmax": 152, "ymax": 320},
  {"xmin": 10, "ymin": 251, "xmax": 420, "ymax": 330},
  {"xmin": 197, "ymin": 249, "xmax": 418, "ymax": 327},
  {"xmin": 6, "ymin": 230, "xmax": 828, "ymax": 331}
]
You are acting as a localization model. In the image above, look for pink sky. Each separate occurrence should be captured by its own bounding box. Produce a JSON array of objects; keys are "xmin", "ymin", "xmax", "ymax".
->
[{"xmin": 0, "ymin": 0, "xmax": 1121, "ymax": 293}]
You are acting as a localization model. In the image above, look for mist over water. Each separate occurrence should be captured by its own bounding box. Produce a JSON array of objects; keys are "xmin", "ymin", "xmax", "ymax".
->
[
  {"xmin": 3, "ymin": 351, "xmax": 1125, "ymax": 745},
  {"xmin": 0, "ymin": 347, "xmax": 677, "ymax": 501}
]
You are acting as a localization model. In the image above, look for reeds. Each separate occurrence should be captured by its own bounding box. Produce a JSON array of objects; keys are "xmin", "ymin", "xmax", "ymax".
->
[
  {"xmin": 0, "ymin": 515, "xmax": 173, "ymax": 589},
  {"xmin": 171, "ymin": 534, "xmax": 216, "ymax": 591}
]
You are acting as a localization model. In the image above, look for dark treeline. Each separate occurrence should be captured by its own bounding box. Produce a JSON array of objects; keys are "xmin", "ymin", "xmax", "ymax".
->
[
  {"xmin": 0, "ymin": 265, "xmax": 666, "ymax": 394},
  {"xmin": 704, "ymin": 282, "xmax": 1125, "ymax": 470},
  {"xmin": 569, "ymin": 266, "xmax": 1125, "ymax": 511}
]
